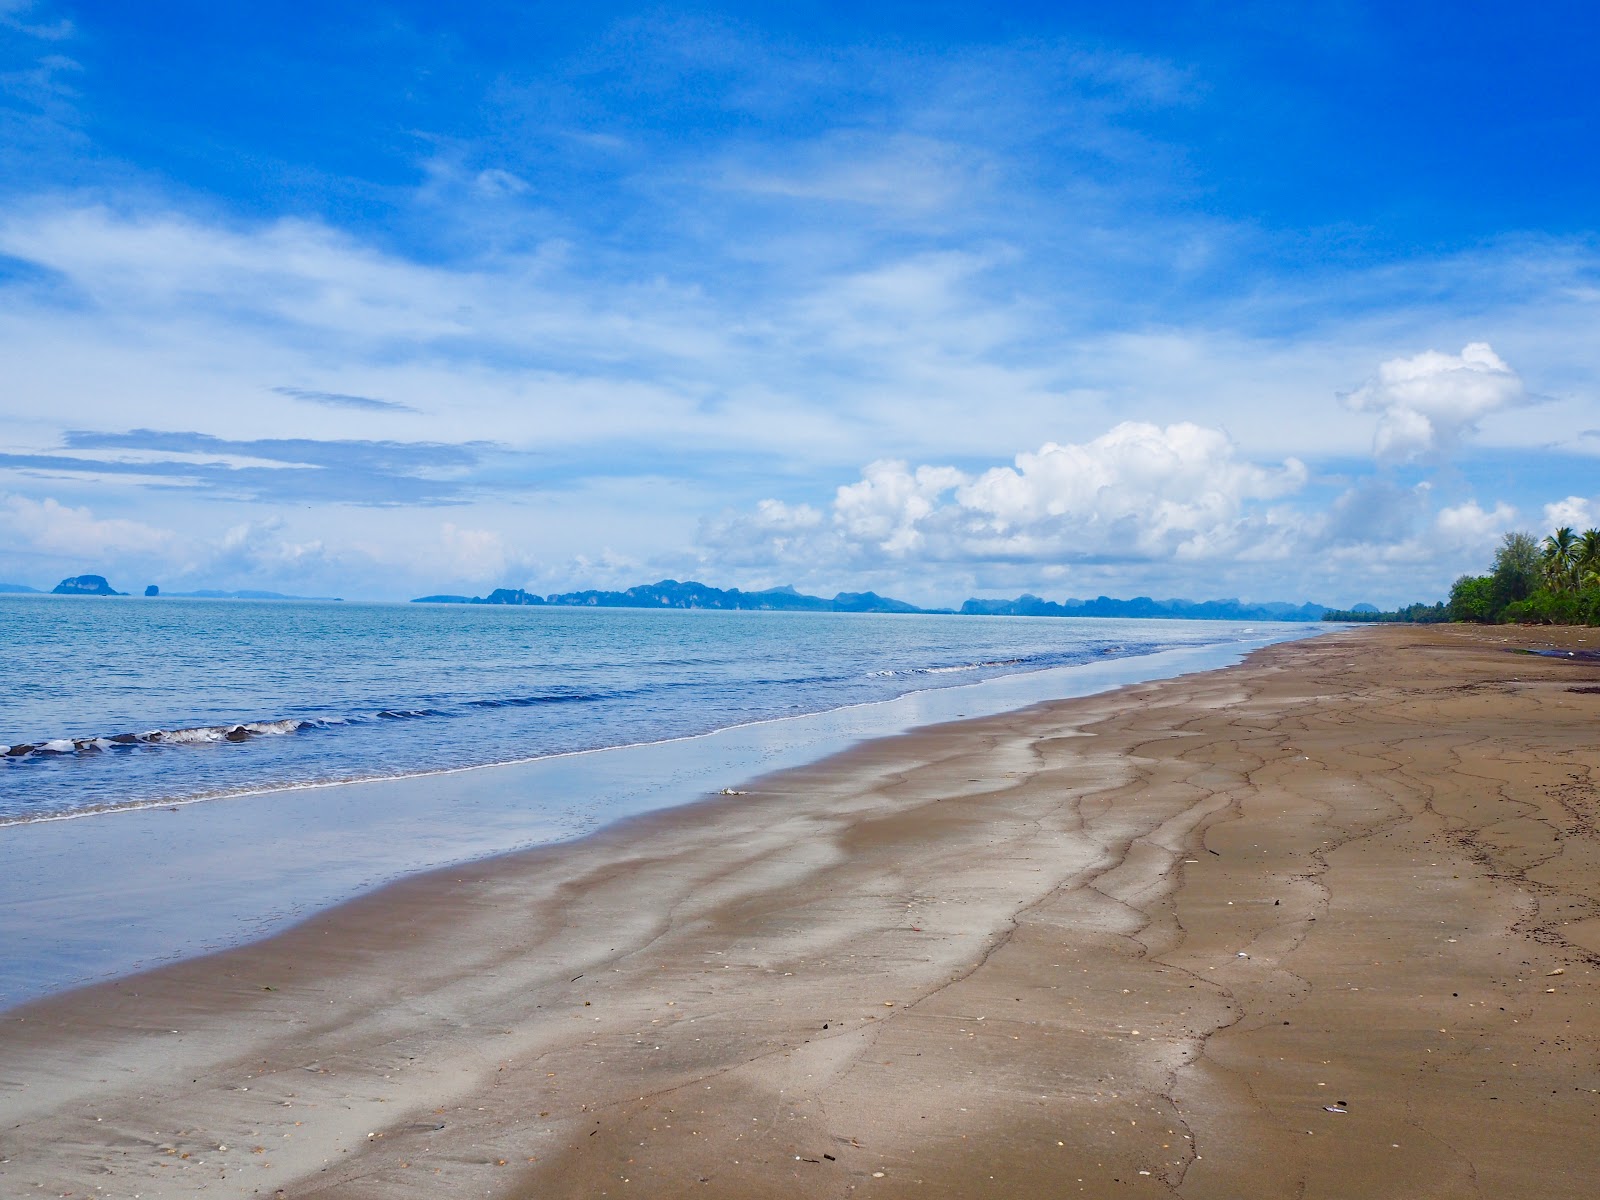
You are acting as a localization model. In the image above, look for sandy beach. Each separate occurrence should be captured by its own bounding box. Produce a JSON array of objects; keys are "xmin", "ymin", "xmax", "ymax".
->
[{"xmin": 3, "ymin": 623, "xmax": 1599, "ymax": 1198}]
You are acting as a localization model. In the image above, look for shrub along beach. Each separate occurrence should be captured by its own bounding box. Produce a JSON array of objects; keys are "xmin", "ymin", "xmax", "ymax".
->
[
  {"xmin": 1325, "ymin": 526, "xmax": 1600, "ymax": 626},
  {"xmin": 1448, "ymin": 527, "xmax": 1600, "ymax": 625}
]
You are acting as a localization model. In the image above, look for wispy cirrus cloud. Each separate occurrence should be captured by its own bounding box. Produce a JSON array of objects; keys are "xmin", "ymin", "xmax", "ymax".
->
[
  {"xmin": 271, "ymin": 386, "xmax": 416, "ymax": 414},
  {"xmin": 0, "ymin": 429, "xmax": 485, "ymax": 505}
]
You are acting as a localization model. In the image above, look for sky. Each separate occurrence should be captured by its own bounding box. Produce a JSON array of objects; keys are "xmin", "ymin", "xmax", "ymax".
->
[{"xmin": 2, "ymin": 1, "xmax": 1598, "ymax": 607}]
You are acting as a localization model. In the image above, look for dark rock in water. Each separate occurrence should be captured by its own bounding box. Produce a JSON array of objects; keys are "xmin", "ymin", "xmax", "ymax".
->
[
  {"xmin": 51, "ymin": 574, "xmax": 125, "ymax": 596},
  {"xmin": 224, "ymin": 726, "xmax": 251, "ymax": 742},
  {"xmin": 144, "ymin": 584, "xmax": 160, "ymax": 597}
]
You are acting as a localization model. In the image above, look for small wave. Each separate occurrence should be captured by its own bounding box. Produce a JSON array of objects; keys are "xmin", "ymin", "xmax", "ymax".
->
[
  {"xmin": 465, "ymin": 692, "xmax": 604, "ymax": 709},
  {"xmin": 869, "ymin": 655, "xmax": 1035, "ymax": 678},
  {"xmin": 1, "ymin": 710, "xmax": 433, "ymax": 760},
  {"xmin": 1, "ymin": 688, "xmax": 614, "ymax": 760},
  {"xmin": 4, "ymin": 717, "xmax": 314, "ymax": 759}
]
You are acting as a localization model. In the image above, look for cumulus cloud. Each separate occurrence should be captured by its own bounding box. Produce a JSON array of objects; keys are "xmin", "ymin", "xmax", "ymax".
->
[
  {"xmin": 955, "ymin": 423, "xmax": 1306, "ymax": 559},
  {"xmin": 0, "ymin": 493, "xmax": 175, "ymax": 558},
  {"xmin": 1543, "ymin": 495, "xmax": 1596, "ymax": 529},
  {"xmin": 702, "ymin": 421, "xmax": 1308, "ymax": 571},
  {"xmin": 1435, "ymin": 499, "xmax": 1518, "ymax": 547},
  {"xmin": 0, "ymin": 495, "xmax": 385, "ymax": 593},
  {"xmin": 835, "ymin": 461, "xmax": 967, "ymax": 553},
  {"xmin": 1343, "ymin": 342, "xmax": 1526, "ymax": 462},
  {"xmin": 437, "ymin": 521, "xmax": 510, "ymax": 580}
]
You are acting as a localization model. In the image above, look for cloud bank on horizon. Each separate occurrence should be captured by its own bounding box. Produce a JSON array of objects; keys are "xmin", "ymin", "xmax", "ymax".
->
[{"xmin": 1, "ymin": 1, "xmax": 1597, "ymax": 607}]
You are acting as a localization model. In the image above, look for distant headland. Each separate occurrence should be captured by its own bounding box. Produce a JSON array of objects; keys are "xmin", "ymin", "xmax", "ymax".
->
[
  {"xmin": 0, "ymin": 572, "xmax": 1337, "ymax": 620},
  {"xmin": 413, "ymin": 578, "xmax": 1332, "ymax": 622}
]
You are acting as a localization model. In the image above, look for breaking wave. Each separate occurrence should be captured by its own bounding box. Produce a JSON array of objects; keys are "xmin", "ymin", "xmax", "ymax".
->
[
  {"xmin": 5, "ymin": 715, "xmax": 352, "ymax": 759},
  {"xmin": 0, "ymin": 689, "xmax": 634, "ymax": 761}
]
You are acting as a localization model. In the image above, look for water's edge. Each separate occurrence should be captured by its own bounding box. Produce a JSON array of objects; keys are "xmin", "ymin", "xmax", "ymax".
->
[{"xmin": 0, "ymin": 628, "xmax": 1322, "ymax": 1010}]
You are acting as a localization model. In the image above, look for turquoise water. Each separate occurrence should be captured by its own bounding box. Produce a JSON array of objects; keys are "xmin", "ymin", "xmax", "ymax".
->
[{"xmin": 2, "ymin": 596, "xmax": 1298, "ymax": 825}]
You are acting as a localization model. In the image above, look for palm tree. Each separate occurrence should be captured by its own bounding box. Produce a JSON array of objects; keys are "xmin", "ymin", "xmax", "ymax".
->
[
  {"xmin": 1579, "ymin": 528, "xmax": 1600, "ymax": 588},
  {"xmin": 1543, "ymin": 526, "xmax": 1579, "ymax": 592}
]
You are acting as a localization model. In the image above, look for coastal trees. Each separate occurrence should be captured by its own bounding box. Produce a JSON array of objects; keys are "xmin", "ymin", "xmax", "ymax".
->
[
  {"xmin": 1447, "ymin": 574, "xmax": 1496, "ymax": 622},
  {"xmin": 1491, "ymin": 531, "xmax": 1541, "ymax": 609},
  {"xmin": 1542, "ymin": 526, "xmax": 1580, "ymax": 591},
  {"xmin": 1447, "ymin": 526, "xmax": 1600, "ymax": 625},
  {"xmin": 1324, "ymin": 601, "xmax": 1447, "ymax": 622},
  {"xmin": 1334, "ymin": 524, "xmax": 1598, "ymax": 626},
  {"xmin": 1580, "ymin": 528, "xmax": 1600, "ymax": 586}
]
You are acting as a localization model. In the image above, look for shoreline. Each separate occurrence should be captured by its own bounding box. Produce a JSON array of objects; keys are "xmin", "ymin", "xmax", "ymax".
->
[
  {"xmin": 0, "ymin": 630, "xmax": 1311, "ymax": 1009},
  {"xmin": 3, "ymin": 617, "xmax": 1300, "ymax": 829},
  {"xmin": 4, "ymin": 625, "xmax": 1599, "ymax": 1197}
]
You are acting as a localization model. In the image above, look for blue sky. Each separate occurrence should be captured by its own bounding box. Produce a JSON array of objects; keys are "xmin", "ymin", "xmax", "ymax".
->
[{"xmin": 2, "ymin": 1, "xmax": 1597, "ymax": 605}]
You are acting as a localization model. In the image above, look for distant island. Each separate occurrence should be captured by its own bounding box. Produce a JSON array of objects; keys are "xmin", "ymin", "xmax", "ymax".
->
[
  {"xmin": 414, "ymin": 578, "xmax": 1332, "ymax": 622},
  {"xmin": 0, "ymin": 576, "xmax": 341, "ymax": 601},
  {"xmin": 51, "ymin": 574, "xmax": 125, "ymax": 596},
  {"xmin": 414, "ymin": 580, "xmax": 942, "ymax": 614},
  {"xmin": 2, "ymin": 572, "xmax": 1340, "ymax": 621}
]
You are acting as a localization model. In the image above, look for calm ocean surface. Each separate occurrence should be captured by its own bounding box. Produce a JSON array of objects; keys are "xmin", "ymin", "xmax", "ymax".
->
[
  {"xmin": 4, "ymin": 595, "xmax": 1301, "ymax": 825},
  {"xmin": 0, "ymin": 596, "xmax": 1327, "ymax": 1005}
]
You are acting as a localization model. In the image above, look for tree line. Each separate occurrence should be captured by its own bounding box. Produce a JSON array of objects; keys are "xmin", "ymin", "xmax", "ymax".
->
[{"xmin": 1447, "ymin": 527, "xmax": 1600, "ymax": 624}]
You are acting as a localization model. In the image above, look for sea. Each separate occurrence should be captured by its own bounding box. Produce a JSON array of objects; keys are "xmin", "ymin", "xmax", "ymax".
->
[
  {"xmin": 0, "ymin": 595, "xmax": 1324, "ymax": 1005},
  {"xmin": 2, "ymin": 595, "xmax": 1318, "ymax": 826}
]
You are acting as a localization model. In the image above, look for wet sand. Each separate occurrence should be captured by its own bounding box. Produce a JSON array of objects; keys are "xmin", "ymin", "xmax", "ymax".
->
[{"xmin": 3, "ymin": 624, "xmax": 1599, "ymax": 1198}]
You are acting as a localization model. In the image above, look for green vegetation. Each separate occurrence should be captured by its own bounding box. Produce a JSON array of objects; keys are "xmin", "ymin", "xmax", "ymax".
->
[
  {"xmin": 1323, "ymin": 601, "xmax": 1448, "ymax": 623},
  {"xmin": 1448, "ymin": 527, "xmax": 1600, "ymax": 625}
]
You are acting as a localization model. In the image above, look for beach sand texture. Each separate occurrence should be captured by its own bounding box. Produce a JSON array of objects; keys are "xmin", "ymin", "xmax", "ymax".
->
[{"xmin": 3, "ymin": 624, "xmax": 1599, "ymax": 1198}]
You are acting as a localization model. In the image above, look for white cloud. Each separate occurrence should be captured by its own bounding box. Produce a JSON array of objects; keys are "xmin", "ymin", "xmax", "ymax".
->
[
  {"xmin": 1435, "ymin": 499, "xmax": 1518, "ymax": 546},
  {"xmin": 0, "ymin": 0, "xmax": 74, "ymax": 39},
  {"xmin": 1342, "ymin": 342, "xmax": 1526, "ymax": 461},
  {"xmin": 437, "ymin": 521, "xmax": 510, "ymax": 580},
  {"xmin": 213, "ymin": 519, "xmax": 332, "ymax": 578},
  {"xmin": 1543, "ymin": 495, "xmax": 1596, "ymax": 529},
  {"xmin": 957, "ymin": 422, "xmax": 1305, "ymax": 556},
  {"xmin": 704, "ymin": 421, "xmax": 1308, "ymax": 571},
  {"xmin": 835, "ymin": 461, "xmax": 967, "ymax": 553},
  {"xmin": 723, "ymin": 132, "xmax": 983, "ymax": 215},
  {"xmin": 0, "ymin": 493, "xmax": 175, "ymax": 558}
]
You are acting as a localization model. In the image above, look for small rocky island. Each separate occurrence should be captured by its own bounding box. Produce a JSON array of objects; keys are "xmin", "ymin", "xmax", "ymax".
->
[{"xmin": 51, "ymin": 575, "xmax": 126, "ymax": 596}]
